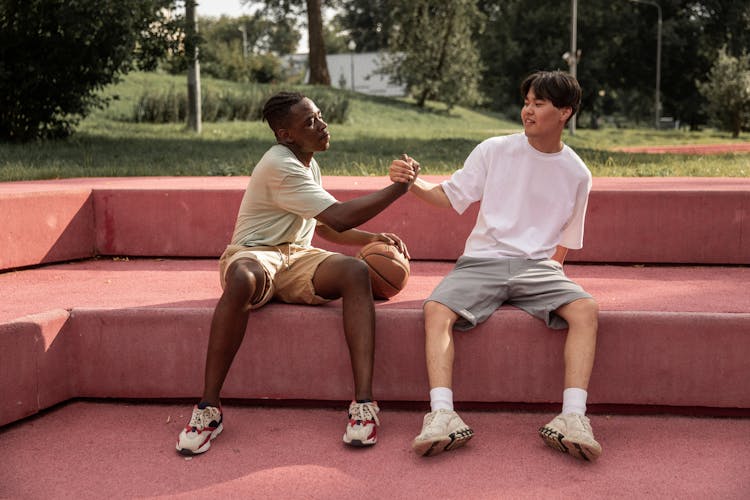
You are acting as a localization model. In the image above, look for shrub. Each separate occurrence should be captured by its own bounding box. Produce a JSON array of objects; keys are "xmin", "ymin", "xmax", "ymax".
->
[
  {"xmin": 697, "ymin": 47, "xmax": 750, "ymax": 138},
  {"xmin": 132, "ymin": 85, "xmax": 350, "ymax": 124}
]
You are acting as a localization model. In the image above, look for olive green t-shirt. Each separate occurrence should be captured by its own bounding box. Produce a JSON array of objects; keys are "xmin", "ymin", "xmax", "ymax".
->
[{"xmin": 230, "ymin": 144, "xmax": 338, "ymax": 247}]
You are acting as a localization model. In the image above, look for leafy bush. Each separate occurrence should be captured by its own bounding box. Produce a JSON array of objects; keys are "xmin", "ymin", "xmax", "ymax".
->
[
  {"xmin": 697, "ymin": 47, "xmax": 750, "ymax": 138},
  {"xmin": 133, "ymin": 85, "xmax": 350, "ymax": 123}
]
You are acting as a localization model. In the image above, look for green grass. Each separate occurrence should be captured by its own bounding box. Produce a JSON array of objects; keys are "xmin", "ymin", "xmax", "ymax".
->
[{"xmin": 1, "ymin": 71, "xmax": 748, "ymax": 181}]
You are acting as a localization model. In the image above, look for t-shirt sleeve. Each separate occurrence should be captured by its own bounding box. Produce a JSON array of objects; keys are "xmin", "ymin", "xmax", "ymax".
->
[
  {"xmin": 441, "ymin": 142, "xmax": 488, "ymax": 214},
  {"xmin": 559, "ymin": 174, "xmax": 592, "ymax": 249}
]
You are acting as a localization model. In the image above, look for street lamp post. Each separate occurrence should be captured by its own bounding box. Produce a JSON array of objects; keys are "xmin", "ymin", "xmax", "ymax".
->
[
  {"xmin": 562, "ymin": 0, "xmax": 580, "ymax": 135},
  {"xmin": 629, "ymin": 0, "xmax": 662, "ymax": 129},
  {"xmin": 348, "ymin": 40, "xmax": 356, "ymax": 91},
  {"xmin": 238, "ymin": 25, "xmax": 247, "ymax": 59}
]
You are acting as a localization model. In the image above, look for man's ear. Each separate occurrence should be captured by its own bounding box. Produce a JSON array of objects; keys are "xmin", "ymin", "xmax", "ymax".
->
[
  {"xmin": 276, "ymin": 127, "xmax": 293, "ymax": 145},
  {"xmin": 560, "ymin": 107, "xmax": 573, "ymax": 123}
]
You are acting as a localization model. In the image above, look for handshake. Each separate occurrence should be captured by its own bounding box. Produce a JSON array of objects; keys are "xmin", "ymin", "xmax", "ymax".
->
[{"xmin": 390, "ymin": 153, "xmax": 420, "ymax": 187}]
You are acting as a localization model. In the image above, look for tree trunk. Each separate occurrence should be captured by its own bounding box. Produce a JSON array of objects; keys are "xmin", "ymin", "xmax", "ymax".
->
[
  {"xmin": 306, "ymin": 0, "xmax": 330, "ymax": 85},
  {"xmin": 185, "ymin": 0, "xmax": 201, "ymax": 133}
]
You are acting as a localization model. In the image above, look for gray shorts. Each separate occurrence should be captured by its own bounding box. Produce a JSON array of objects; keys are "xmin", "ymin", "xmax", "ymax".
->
[{"xmin": 426, "ymin": 256, "xmax": 593, "ymax": 330}]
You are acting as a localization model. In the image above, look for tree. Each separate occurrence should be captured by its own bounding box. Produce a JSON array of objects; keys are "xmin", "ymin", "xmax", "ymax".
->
[
  {"xmin": 697, "ymin": 47, "xmax": 750, "ymax": 137},
  {"xmin": 243, "ymin": 0, "xmax": 332, "ymax": 85},
  {"xmin": 0, "ymin": 0, "xmax": 179, "ymax": 142},
  {"xmin": 335, "ymin": 0, "xmax": 392, "ymax": 52},
  {"xmin": 383, "ymin": 0, "xmax": 485, "ymax": 109},
  {"xmin": 306, "ymin": 0, "xmax": 331, "ymax": 84},
  {"xmin": 475, "ymin": 0, "xmax": 750, "ymax": 129},
  {"xmin": 185, "ymin": 0, "xmax": 201, "ymax": 133}
]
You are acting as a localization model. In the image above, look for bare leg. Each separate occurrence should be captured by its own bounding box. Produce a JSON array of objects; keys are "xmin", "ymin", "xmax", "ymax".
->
[
  {"xmin": 555, "ymin": 298, "xmax": 599, "ymax": 390},
  {"xmin": 412, "ymin": 300, "xmax": 473, "ymax": 457},
  {"xmin": 423, "ymin": 300, "xmax": 459, "ymax": 390},
  {"xmin": 313, "ymin": 254, "xmax": 375, "ymax": 401},
  {"xmin": 539, "ymin": 298, "xmax": 602, "ymax": 461},
  {"xmin": 201, "ymin": 258, "xmax": 266, "ymax": 406}
]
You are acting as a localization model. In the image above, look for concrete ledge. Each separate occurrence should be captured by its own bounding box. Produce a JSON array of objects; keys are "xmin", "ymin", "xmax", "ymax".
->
[
  {"xmin": 2, "ymin": 259, "xmax": 749, "ymax": 426},
  {"xmin": 63, "ymin": 307, "xmax": 750, "ymax": 409},
  {"xmin": 0, "ymin": 189, "xmax": 94, "ymax": 269},
  {"xmin": 1, "ymin": 175, "xmax": 748, "ymax": 426},
  {"xmin": 1, "ymin": 177, "xmax": 748, "ymax": 270},
  {"xmin": 0, "ymin": 310, "xmax": 74, "ymax": 425},
  {"xmin": 3, "ymin": 304, "xmax": 747, "ymax": 427}
]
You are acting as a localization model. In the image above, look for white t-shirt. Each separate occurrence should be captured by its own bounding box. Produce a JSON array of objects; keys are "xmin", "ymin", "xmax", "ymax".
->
[
  {"xmin": 441, "ymin": 133, "xmax": 592, "ymax": 260},
  {"xmin": 231, "ymin": 144, "xmax": 338, "ymax": 247}
]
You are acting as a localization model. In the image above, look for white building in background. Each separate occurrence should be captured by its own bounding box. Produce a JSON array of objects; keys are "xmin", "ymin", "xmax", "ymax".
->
[{"xmin": 286, "ymin": 52, "xmax": 406, "ymax": 97}]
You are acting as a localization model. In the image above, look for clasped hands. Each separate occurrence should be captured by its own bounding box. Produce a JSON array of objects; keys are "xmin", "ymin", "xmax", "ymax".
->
[{"xmin": 390, "ymin": 153, "xmax": 420, "ymax": 187}]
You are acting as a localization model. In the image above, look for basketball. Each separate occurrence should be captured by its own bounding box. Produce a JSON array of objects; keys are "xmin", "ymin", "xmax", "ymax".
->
[{"xmin": 357, "ymin": 241, "xmax": 410, "ymax": 300}]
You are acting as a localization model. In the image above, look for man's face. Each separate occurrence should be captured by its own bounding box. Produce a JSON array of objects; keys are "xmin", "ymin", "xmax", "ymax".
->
[
  {"xmin": 280, "ymin": 98, "xmax": 330, "ymax": 153},
  {"xmin": 520, "ymin": 89, "xmax": 570, "ymax": 139}
]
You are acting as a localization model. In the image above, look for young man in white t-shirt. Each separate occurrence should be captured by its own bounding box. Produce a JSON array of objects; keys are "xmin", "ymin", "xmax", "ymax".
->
[
  {"xmin": 390, "ymin": 70, "xmax": 602, "ymax": 461},
  {"xmin": 176, "ymin": 92, "xmax": 417, "ymax": 455}
]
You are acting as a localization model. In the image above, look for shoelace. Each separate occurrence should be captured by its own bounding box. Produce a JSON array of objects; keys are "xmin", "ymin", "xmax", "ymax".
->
[
  {"xmin": 189, "ymin": 407, "xmax": 220, "ymax": 430},
  {"xmin": 422, "ymin": 410, "xmax": 453, "ymax": 434},
  {"xmin": 350, "ymin": 403, "xmax": 380, "ymax": 426},
  {"xmin": 566, "ymin": 413, "xmax": 592, "ymax": 433}
]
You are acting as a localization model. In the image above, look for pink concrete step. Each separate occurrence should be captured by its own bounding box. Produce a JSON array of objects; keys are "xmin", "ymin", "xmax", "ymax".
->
[
  {"xmin": 2, "ymin": 258, "xmax": 748, "ymax": 427},
  {"xmin": 2, "ymin": 176, "xmax": 749, "ymax": 270},
  {"xmin": 2, "ymin": 401, "xmax": 748, "ymax": 498}
]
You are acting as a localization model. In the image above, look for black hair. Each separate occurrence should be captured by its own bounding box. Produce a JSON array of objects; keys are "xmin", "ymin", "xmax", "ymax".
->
[
  {"xmin": 520, "ymin": 71, "xmax": 582, "ymax": 122},
  {"xmin": 262, "ymin": 91, "xmax": 306, "ymax": 133}
]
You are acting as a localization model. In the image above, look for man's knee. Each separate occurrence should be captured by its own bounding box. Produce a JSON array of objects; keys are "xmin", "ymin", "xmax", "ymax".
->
[
  {"xmin": 326, "ymin": 256, "xmax": 371, "ymax": 289},
  {"xmin": 224, "ymin": 259, "xmax": 266, "ymax": 304},
  {"xmin": 341, "ymin": 256, "xmax": 371, "ymax": 283},
  {"xmin": 423, "ymin": 300, "xmax": 458, "ymax": 324},
  {"xmin": 559, "ymin": 298, "xmax": 599, "ymax": 327},
  {"xmin": 314, "ymin": 255, "xmax": 370, "ymax": 298}
]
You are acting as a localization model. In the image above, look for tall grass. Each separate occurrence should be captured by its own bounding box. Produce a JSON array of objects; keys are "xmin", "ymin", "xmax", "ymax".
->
[
  {"xmin": 132, "ymin": 83, "xmax": 349, "ymax": 124},
  {"xmin": 0, "ymin": 71, "xmax": 747, "ymax": 181}
]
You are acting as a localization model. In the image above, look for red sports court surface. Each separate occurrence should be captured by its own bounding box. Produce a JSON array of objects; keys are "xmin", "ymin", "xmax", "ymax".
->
[{"xmin": 1, "ymin": 401, "xmax": 748, "ymax": 499}]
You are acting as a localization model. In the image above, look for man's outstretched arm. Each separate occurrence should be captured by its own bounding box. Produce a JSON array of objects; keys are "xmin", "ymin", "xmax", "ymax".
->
[{"xmin": 316, "ymin": 156, "xmax": 419, "ymax": 232}]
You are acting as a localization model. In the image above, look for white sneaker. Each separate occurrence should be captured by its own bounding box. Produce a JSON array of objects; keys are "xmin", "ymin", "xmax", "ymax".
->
[
  {"xmin": 412, "ymin": 409, "xmax": 474, "ymax": 457},
  {"xmin": 176, "ymin": 404, "xmax": 223, "ymax": 456},
  {"xmin": 343, "ymin": 401, "xmax": 380, "ymax": 447},
  {"xmin": 539, "ymin": 413, "xmax": 602, "ymax": 461}
]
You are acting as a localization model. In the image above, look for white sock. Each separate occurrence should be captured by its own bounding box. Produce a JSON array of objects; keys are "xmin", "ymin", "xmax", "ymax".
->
[
  {"xmin": 429, "ymin": 387, "xmax": 454, "ymax": 412},
  {"xmin": 562, "ymin": 387, "xmax": 588, "ymax": 415}
]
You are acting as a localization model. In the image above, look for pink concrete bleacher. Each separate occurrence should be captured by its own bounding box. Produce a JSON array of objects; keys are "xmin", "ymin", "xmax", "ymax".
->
[{"xmin": 1, "ymin": 176, "xmax": 749, "ymax": 427}]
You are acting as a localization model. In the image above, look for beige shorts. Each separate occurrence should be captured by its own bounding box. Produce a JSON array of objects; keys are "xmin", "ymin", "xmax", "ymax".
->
[{"xmin": 219, "ymin": 244, "xmax": 337, "ymax": 310}]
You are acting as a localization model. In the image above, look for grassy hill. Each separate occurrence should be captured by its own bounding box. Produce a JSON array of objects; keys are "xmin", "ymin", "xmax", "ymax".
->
[{"xmin": 0, "ymin": 71, "xmax": 747, "ymax": 181}]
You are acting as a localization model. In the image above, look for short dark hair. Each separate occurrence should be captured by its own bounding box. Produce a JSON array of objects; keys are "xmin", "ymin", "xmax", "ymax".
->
[
  {"xmin": 520, "ymin": 71, "xmax": 581, "ymax": 121},
  {"xmin": 262, "ymin": 91, "xmax": 306, "ymax": 133}
]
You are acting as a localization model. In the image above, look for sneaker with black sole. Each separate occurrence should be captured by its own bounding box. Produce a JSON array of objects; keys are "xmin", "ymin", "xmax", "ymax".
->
[
  {"xmin": 539, "ymin": 413, "xmax": 602, "ymax": 461},
  {"xmin": 343, "ymin": 401, "xmax": 380, "ymax": 447},
  {"xmin": 176, "ymin": 404, "xmax": 223, "ymax": 456},
  {"xmin": 412, "ymin": 409, "xmax": 474, "ymax": 457}
]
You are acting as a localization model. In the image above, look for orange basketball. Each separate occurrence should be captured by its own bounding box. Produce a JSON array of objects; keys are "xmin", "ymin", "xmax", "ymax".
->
[{"xmin": 357, "ymin": 241, "xmax": 410, "ymax": 300}]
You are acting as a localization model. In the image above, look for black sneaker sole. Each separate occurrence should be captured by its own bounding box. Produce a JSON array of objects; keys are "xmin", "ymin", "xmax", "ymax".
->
[
  {"xmin": 538, "ymin": 426, "xmax": 599, "ymax": 462},
  {"xmin": 414, "ymin": 427, "xmax": 475, "ymax": 457},
  {"xmin": 344, "ymin": 439, "xmax": 376, "ymax": 447}
]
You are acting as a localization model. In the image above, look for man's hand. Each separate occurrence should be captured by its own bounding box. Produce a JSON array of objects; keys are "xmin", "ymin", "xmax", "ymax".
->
[
  {"xmin": 370, "ymin": 232, "xmax": 410, "ymax": 259},
  {"xmin": 389, "ymin": 153, "xmax": 420, "ymax": 187}
]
